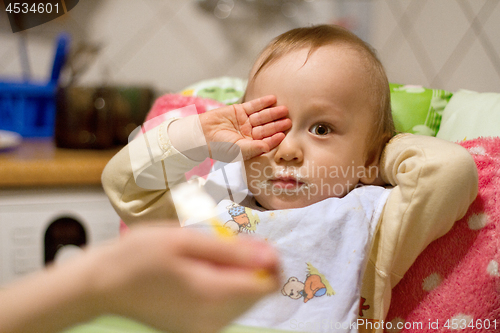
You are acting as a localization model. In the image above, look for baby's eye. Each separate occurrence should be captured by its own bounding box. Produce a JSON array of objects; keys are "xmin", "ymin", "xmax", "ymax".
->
[{"xmin": 309, "ymin": 123, "xmax": 332, "ymax": 136}]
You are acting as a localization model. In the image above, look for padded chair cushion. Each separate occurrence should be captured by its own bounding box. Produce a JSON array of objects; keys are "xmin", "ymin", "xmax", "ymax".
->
[
  {"xmin": 179, "ymin": 76, "xmax": 247, "ymax": 105},
  {"xmin": 180, "ymin": 78, "xmax": 455, "ymax": 136},
  {"xmin": 436, "ymin": 90, "xmax": 500, "ymax": 142},
  {"xmin": 389, "ymin": 83, "xmax": 453, "ymax": 136},
  {"xmin": 386, "ymin": 136, "xmax": 500, "ymax": 332}
]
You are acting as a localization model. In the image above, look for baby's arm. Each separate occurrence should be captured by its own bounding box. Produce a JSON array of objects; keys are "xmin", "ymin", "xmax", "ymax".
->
[
  {"xmin": 370, "ymin": 134, "xmax": 478, "ymax": 318},
  {"xmin": 101, "ymin": 116, "xmax": 197, "ymax": 224},
  {"xmin": 102, "ymin": 95, "xmax": 291, "ymax": 225}
]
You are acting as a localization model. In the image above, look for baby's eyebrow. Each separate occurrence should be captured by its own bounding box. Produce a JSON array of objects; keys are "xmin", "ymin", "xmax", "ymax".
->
[
  {"xmin": 305, "ymin": 100, "xmax": 335, "ymax": 111},
  {"xmin": 305, "ymin": 103, "xmax": 344, "ymax": 119}
]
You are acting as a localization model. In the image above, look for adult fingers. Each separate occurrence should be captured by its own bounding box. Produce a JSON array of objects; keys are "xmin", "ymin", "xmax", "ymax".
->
[
  {"xmin": 187, "ymin": 259, "xmax": 281, "ymax": 299},
  {"xmin": 179, "ymin": 231, "xmax": 280, "ymax": 271}
]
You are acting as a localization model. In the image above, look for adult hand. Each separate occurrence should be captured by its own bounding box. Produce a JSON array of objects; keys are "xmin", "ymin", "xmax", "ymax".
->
[
  {"xmin": 90, "ymin": 226, "xmax": 281, "ymax": 333},
  {"xmin": 0, "ymin": 225, "xmax": 281, "ymax": 333}
]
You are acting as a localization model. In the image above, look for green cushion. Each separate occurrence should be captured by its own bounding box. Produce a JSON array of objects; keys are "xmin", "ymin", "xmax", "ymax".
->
[
  {"xmin": 180, "ymin": 79, "xmax": 454, "ymax": 136},
  {"xmin": 63, "ymin": 316, "xmax": 160, "ymax": 333},
  {"xmin": 62, "ymin": 316, "xmax": 297, "ymax": 333},
  {"xmin": 180, "ymin": 77, "xmax": 247, "ymax": 105},
  {"xmin": 390, "ymin": 83, "xmax": 453, "ymax": 136},
  {"xmin": 436, "ymin": 90, "xmax": 500, "ymax": 141}
]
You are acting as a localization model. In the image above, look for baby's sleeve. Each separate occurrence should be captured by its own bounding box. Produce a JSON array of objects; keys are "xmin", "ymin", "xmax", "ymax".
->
[
  {"xmin": 369, "ymin": 133, "xmax": 478, "ymax": 319},
  {"xmin": 101, "ymin": 116, "xmax": 208, "ymax": 225}
]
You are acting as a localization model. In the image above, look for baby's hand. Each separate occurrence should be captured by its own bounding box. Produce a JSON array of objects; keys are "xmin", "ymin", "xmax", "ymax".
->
[{"xmin": 199, "ymin": 95, "xmax": 291, "ymax": 160}]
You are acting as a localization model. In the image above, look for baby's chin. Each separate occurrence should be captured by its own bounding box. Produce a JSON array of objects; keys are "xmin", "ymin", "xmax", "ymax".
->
[{"xmin": 253, "ymin": 193, "xmax": 338, "ymax": 210}]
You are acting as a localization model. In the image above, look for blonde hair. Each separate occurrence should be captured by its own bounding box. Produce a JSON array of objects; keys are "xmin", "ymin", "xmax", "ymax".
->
[{"xmin": 245, "ymin": 25, "xmax": 394, "ymax": 165}]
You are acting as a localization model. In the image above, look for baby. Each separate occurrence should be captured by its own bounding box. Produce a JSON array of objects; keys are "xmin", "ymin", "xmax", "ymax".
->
[
  {"xmin": 102, "ymin": 25, "xmax": 477, "ymax": 332},
  {"xmin": 240, "ymin": 25, "xmax": 393, "ymax": 210}
]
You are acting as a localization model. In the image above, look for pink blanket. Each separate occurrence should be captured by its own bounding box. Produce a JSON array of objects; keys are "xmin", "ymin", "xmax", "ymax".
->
[{"xmin": 387, "ymin": 137, "xmax": 500, "ymax": 332}]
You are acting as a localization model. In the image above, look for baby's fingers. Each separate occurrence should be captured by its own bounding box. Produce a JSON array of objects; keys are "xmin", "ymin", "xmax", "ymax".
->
[
  {"xmin": 262, "ymin": 133, "xmax": 286, "ymax": 152},
  {"xmin": 248, "ymin": 105, "xmax": 288, "ymax": 127},
  {"xmin": 241, "ymin": 95, "xmax": 277, "ymax": 115},
  {"xmin": 252, "ymin": 118, "xmax": 292, "ymax": 140}
]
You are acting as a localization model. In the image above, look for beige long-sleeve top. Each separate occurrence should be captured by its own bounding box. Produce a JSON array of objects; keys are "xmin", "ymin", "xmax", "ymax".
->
[{"xmin": 102, "ymin": 116, "xmax": 478, "ymax": 331}]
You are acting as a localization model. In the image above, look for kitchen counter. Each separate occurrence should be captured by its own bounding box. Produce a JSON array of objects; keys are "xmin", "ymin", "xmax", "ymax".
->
[{"xmin": 0, "ymin": 139, "xmax": 121, "ymax": 187}]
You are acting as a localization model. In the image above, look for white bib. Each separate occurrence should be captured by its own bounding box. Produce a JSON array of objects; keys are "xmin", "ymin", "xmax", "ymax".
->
[{"xmin": 185, "ymin": 181, "xmax": 390, "ymax": 332}]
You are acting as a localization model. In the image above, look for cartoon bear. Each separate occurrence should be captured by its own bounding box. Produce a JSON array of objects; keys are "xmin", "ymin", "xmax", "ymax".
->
[
  {"xmin": 281, "ymin": 277, "xmax": 305, "ymax": 300},
  {"xmin": 281, "ymin": 274, "xmax": 329, "ymax": 303},
  {"xmin": 302, "ymin": 274, "xmax": 327, "ymax": 303}
]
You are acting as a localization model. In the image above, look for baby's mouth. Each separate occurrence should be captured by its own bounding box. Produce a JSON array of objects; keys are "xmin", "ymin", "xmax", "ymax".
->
[
  {"xmin": 269, "ymin": 176, "xmax": 305, "ymax": 190},
  {"xmin": 252, "ymin": 170, "xmax": 312, "ymax": 194}
]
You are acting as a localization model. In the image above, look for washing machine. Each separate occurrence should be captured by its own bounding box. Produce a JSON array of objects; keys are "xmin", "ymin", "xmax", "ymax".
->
[{"xmin": 0, "ymin": 187, "xmax": 120, "ymax": 286}]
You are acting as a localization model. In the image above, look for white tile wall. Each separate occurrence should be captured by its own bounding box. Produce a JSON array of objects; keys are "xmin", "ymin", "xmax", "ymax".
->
[
  {"xmin": 371, "ymin": 0, "xmax": 500, "ymax": 92},
  {"xmin": 0, "ymin": 0, "xmax": 499, "ymax": 93}
]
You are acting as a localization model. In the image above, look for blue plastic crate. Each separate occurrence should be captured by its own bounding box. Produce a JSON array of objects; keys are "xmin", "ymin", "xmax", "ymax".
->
[{"xmin": 0, "ymin": 34, "xmax": 69, "ymax": 137}]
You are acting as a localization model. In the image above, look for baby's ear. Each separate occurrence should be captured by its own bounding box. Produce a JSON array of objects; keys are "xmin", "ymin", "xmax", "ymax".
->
[{"xmin": 359, "ymin": 149, "xmax": 384, "ymax": 185}]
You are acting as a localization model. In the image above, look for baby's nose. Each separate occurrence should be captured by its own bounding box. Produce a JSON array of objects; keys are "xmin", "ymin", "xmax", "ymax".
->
[{"xmin": 273, "ymin": 134, "xmax": 303, "ymax": 163}]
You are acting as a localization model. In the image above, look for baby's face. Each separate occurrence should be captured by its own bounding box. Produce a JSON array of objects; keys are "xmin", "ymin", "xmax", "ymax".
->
[{"xmin": 244, "ymin": 45, "xmax": 377, "ymax": 210}]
